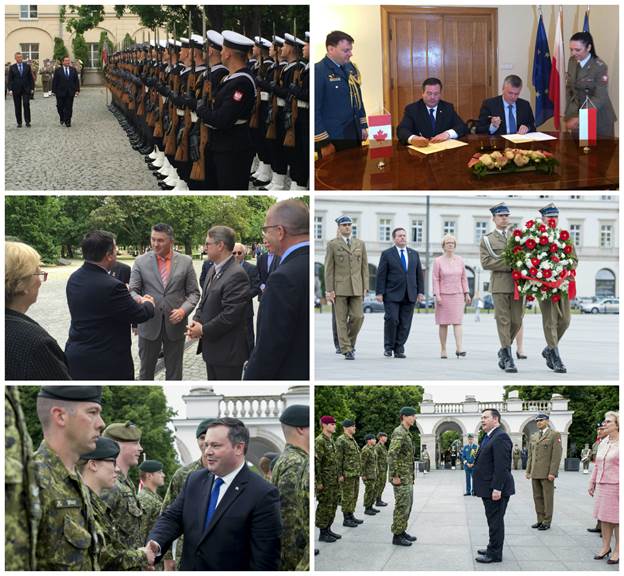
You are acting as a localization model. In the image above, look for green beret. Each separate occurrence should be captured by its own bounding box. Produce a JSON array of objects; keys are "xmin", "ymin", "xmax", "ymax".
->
[
  {"xmin": 80, "ymin": 437, "xmax": 119, "ymax": 461},
  {"xmin": 400, "ymin": 406, "xmax": 417, "ymax": 417},
  {"xmin": 103, "ymin": 421, "xmax": 142, "ymax": 442},
  {"xmin": 364, "ymin": 433, "xmax": 375, "ymax": 441},
  {"xmin": 342, "ymin": 419, "xmax": 355, "ymax": 427},
  {"xmin": 279, "ymin": 405, "xmax": 309, "ymax": 427},
  {"xmin": 377, "ymin": 432, "xmax": 388, "ymax": 438},
  {"xmin": 39, "ymin": 386, "xmax": 103, "ymax": 405},
  {"xmin": 196, "ymin": 418, "xmax": 217, "ymax": 438},
  {"xmin": 467, "ymin": 433, "xmax": 474, "ymax": 437},
  {"xmin": 139, "ymin": 460, "xmax": 163, "ymax": 473}
]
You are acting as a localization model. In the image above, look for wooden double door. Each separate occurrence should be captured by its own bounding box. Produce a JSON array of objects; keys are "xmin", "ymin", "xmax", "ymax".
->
[{"xmin": 381, "ymin": 7, "xmax": 497, "ymax": 127}]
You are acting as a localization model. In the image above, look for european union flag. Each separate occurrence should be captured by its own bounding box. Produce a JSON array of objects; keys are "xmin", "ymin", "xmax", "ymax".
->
[
  {"xmin": 532, "ymin": 14, "xmax": 554, "ymax": 126},
  {"xmin": 583, "ymin": 11, "xmax": 590, "ymax": 32}
]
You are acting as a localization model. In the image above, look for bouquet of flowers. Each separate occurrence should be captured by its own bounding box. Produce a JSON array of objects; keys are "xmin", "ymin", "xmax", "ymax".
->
[
  {"xmin": 503, "ymin": 217, "xmax": 577, "ymax": 303},
  {"xmin": 468, "ymin": 148, "xmax": 558, "ymax": 178}
]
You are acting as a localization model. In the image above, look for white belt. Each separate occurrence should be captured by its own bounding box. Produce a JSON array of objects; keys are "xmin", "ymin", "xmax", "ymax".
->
[
  {"xmin": 176, "ymin": 109, "xmax": 184, "ymax": 117},
  {"xmin": 235, "ymin": 119, "xmax": 248, "ymax": 125},
  {"xmin": 277, "ymin": 97, "xmax": 285, "ymax": 106},
  {"xmin": 261, "ymin": 92, "xmax": 269, "ymax": 101},
  {"xmin": 297, "ymin": 100, "xmax": 309, "ymax": 109},
  {"xmin": 145, "ymin": 86, "xmax": 149, "ymax": 94},
  {"xmin": 191, "ymin": 111, "xmax": 198, "ymax": 122}
]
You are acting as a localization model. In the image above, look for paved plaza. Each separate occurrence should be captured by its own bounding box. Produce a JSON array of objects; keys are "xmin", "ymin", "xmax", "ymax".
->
[
  {"xmin": 30, "ymin": 258, "xmax": 258, "ymax": 380},
  {"xmin": 315, "ymin": 311, "xmax": 619, "ymax": 381},
  {"xmin": 315, "ymin": 467, "xmax": 616, "ymax": 571}
]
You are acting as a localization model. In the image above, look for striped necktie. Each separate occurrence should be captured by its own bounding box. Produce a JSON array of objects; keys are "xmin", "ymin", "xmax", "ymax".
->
[{"xmin": 159, "ymin": 258, "xmax": 169, "ymax": 286}]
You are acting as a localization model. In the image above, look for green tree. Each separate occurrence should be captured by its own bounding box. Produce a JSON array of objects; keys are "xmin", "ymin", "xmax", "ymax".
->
[
  {"xmin": 123, "ymin": 32, "xmax": 134, "ymax": 49},
  {"xmin": 60, "ymin": 5, "xmax": 106, "ymax": 34},
  {"xmin": 504, "ymin": 386, "xmax": 619, "ymax": 456},
  {"xmin": 439, "ymin": 430, "xmax": 461, "ymax": 452},
  {"xmin": 56, "ymin": 196, "xmax": 105, "ymax": 258},
  {"xmin": 18, "ymin": 386, "xmax": 179, "ymax": 496},
  {"xmin": 53, "ymin": 37, "xmax": 69, "ymax": 62},
  {"xmin": 72, "ymin": 33, "xmax": 89, "ymax": 66}
]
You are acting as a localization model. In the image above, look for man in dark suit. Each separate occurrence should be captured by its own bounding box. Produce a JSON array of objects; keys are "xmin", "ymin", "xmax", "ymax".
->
[
  {"xmin": 233, "ymin": 242, "xmax": 261, "ymax": 352},
  {"xmin": 7, "ymin": 52, "xmax": 34, "ymax": 127},
  {"xmin": 186, "ymin": 226, "xmax": 250, "ymax": 380},
  {"xmin": 146, "ymin": 418, "xmax": 282, "ymax": 570},
  {"xmin": 52, "ymin": 55, "xmax": 80, "ymax": 127},
  {"xmin": 110, "ymin": 260, "xmax": 131, "ymax": 285},
  {"xmin": 476, "ymin": 75, "xmax": 536, "ymax": 135},
  {"xmin": 199, "ymin": 258, "xmax": 214, "ymax": 291},
  {"xmin": 397, "ymin": 77, "xmax": 467, "ymax": 146},
  {"xmin": 244, "ymin": 199, "xmax": 309, "ymax": 380},
  {"xmin": 472, "ymin": 408, "xmax": 515, "ymax": 563},
  {"xmin": 375, "ymin": 227, "xmax": 424, "ymax": 358},
  {"xmin": 256, "ymin": 239, "xmax": 280, "ymax": 299},
  {"xmin": 65, "ymin": 230, "xmax": 155, "ymax": 380}
]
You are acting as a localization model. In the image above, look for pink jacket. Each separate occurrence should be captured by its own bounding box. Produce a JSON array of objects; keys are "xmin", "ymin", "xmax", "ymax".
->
[
  {"xmin": 432, "ymin": 255, "xmax": 469, "ymax": 296},
  {"xmin": 591, "ymin": 438, "xmax": 619, "ymax": 485}
]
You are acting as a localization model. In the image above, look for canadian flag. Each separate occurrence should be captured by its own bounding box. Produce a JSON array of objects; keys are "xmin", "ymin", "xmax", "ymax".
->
[
  {"xmin": 549, "ymin": 7, "xmax": 565, "ymax": 130},
  {"xmin": 368, "ymin": 113, "xmax": 392, "ymax": 158}
]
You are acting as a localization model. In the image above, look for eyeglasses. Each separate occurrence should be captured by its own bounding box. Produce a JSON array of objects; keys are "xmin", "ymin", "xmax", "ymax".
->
[
  {"xmin": 261, "ymin": 224, "xmax": 283, "ymax": 235},
  {"xmin": 233, "ymin": 251, "xmax": 243, "ymax": 255},
  {"xmin": 33, "ymin": 272, "xmax": 48, "ymax": 282}
]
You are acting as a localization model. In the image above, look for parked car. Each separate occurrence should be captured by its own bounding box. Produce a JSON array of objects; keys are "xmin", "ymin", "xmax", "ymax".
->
[
  {"xmin": 581, "ymin": 298, "xmax": 619, "ymax": 314},
  {"xmin": 571, "ymin": 296, "xmax": 598, "ymax": 310},
  {"xmin": 483, "ymin": 293, "xmax": 494, "ymax": 310},
  {"xmin": 363, "ymin": 294, "xmax": 385, "ymax": 313}
]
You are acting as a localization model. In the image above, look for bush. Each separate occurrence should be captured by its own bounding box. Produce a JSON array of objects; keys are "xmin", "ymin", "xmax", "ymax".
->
[{"xmin": 53, "ymin": 37, "xmax": 69, "ymax": 63}]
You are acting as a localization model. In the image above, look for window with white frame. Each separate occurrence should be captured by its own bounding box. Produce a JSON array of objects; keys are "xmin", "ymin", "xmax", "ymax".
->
[
  {"xmin": 19, "ymin": 43, "xmax": 39, "ymax": 61},
  {"xmin": 474, "ymin": 221, "xmax": 488, "ymax": 243},
  {"xmin": 411, "ymin": 218, "xmax": 423, "ymax": 244},
  {"xmin": 443, "ymin": 220, "xmax": 456, "ymax": 237},
  {"xmin": 350, "ymin": 217, "xmax": 359, "ymax": 239},
  {"xmin": 87, "ymin": 43, "xmax": 99, "ymax": 68},
  {"xmin": 569, "ymin": 223, "xmax": 581, "ymax": 247},
  {"xmin": 314, "ymin": 216, "xmax": 323, "ymax": 241},
  {"xmin": 600, "ymin": 224, "xmax": 613, "ymax": 248},
  {"xmin": 378, "ymin": 217, "xmax": 392, "ymax": 242},
  {"xmin": 20, "ymin": 5, "xmax": 37, "ymax": 19}
]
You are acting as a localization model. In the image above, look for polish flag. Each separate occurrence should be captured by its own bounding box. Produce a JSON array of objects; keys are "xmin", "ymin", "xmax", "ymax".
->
[
  {"xmin": 579, "ymin": 101, "xmax": 597, "ymax": 146},
  {"xmin": 549, "ymin": 7, "xmax": 565, "ymax": 130},
  {"xmin": 368, "ymin": 113, "xmax": 392, "ymax": 158}
]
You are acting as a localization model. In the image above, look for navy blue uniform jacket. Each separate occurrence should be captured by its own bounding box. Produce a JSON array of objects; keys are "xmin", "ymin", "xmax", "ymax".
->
[
  {"xmin": 65, "ymin": 262, "xmax": 154, "ymax": 380},
  {"xmin": 148, "ymin": 465, "xmax": 282, "ymax": 571}
]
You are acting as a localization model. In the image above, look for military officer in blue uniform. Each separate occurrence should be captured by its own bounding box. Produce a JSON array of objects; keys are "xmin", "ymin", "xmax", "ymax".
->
[
  {"xmin": 315, "ymin": 30, "xmax": 367, "ymax": 159},
  {"xmin": 461, "ymin": 433, "xmax": 479, "ymax": 496}
]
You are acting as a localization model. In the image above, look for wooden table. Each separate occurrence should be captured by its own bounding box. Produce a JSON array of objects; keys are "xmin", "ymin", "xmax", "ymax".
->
[{"xmin": 315, "ymin": 134, "xmax": 619, "ymax": 190}]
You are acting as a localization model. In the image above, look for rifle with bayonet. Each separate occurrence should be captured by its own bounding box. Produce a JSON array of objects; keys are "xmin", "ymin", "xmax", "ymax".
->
[
  {"xmin": 266, "ymin": 23, "xmax": 281, "ymax": 140},
  {"xmin": 175, "ymin": 11, "xmax": 195, "ymax": 162},
  {"xmin": 249, "ymin": 23, "xmax": 263, "ymax": 129},
  {"xmin": 164, "ymin": 24, "xmax": 180, "ymax": 155},
  {"xmin": 153, "ymin": 27, "xmax": 165, "ymax": 138},
  {"xmin": 190, "ymin": 10, "xmax": 210, "ymax": 181},
  {"xmin": 284, "ymin": 20, "xmax": 300, "ymax": 148}
]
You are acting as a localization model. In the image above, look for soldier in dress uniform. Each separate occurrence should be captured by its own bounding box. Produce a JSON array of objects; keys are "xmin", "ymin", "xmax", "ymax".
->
[
  {"xmin": 79, "ymin": 437, "xmax": 154, "ymax": 570},
  {"xmin": 564, "ymin": 31, "xmax": 616, "ymax": 137},
  {"xmin": 375, "ymin": 432, "xmax": 389, "ymax": 507},
  {"xmin": 512, "ymin": 443, "xmax": 521, "ymax": 470},
  {"xmin": 462, "ymin": 433, "xmax": 479, "ymax": 496},
  {"xmin": 160, "ymin": 417, "xmax": 213, "ymax": 570},
  {"xmin": 315, "ymin": 30, "xmax": 368, "ymax": 158},
  {"xmin": 315, "ymin": 415, "xmax": 342, "ymax": 544},
  {"xmin": 33, "ymin": 386, "xmax": 104, "ymax": 570},
  {"xmin": 138, "ymin": 460, "xmax": 166, "ymax": 545},
  {"xmin": 581, "ymin": 443, "xmax": 592, "ymax": 473},
  {"xmin": 526, "ymin": 413, "xmax": 563, "ymax": 530},
  {"xmin": 537, "ymin": 202, "xmax": 577, "ymax": 374},
  {"xmin": 41, "ymin": 58, "xmax": 54, "ymax": 97},
  {"xmin": 388, "ymin": 407, "xmax": 417, "ymax": 546},
  {"xmin": 324, "ymin": 215, "xmax": 369, "ymax": 360},
  {"xmin": 421, "ymin": 444, "xmax": 430, "ymax": 473},
  {"xmin": 196, "ymin": 30, "xmax": 256, "ymax": 190},
  {"xmin": 5, "ymin": 386, "xmax": 39, "ymax": 570},
  {"xmin": 101, "ymin": 421, "xmax": 145, "ymax": 549},
  {"xmin": 480, "ymin": 202, "xmax": 523, "ymax": 373},
  {"xmin": 335, "ymin": 419, "xmax": 363, "ymax": 527},
  {"xmin": 361, "ymin": 434, "xmax": 379, "ymax": 515},
  {"xmin": 271, "ymin": 404, "xmax": 310, "ymax": 571}
]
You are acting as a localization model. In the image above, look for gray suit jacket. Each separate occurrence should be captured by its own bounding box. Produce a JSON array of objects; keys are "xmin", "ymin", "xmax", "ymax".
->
[{"xmin": 129, "ymin": 251, "xmax": 200, "ymax": 341}]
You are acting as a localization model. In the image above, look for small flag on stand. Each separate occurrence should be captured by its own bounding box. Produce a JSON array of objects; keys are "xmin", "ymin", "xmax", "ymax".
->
[
  {"xmin": 579, "ymin": 97, "xmax": 597, "ymax": 147},
  {"xmin": 583, "ymin": 8, "xmax": 590, "ymax": 32},
  {"xmin": 367, "ymin": 113, "xmax": 393, "ymax": 159}
]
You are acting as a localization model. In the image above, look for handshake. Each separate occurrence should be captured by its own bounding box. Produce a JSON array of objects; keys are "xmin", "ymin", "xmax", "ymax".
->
[
  {"xmin": 134, "ymin": 294, "xmax": 155, "ymax": 306},
  {"xmin": 140, "ymin": 540, "xmax": 161, "ymax": 570}
]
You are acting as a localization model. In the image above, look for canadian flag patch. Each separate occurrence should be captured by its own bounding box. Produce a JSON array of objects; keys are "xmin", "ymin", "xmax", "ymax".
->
[{"xmin": 233, "ymin": 90, "xmax": 243, "ymax": 102}]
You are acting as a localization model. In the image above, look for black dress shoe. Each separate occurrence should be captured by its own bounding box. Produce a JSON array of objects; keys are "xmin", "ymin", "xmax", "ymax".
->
[
  {"xmin": 392, "ymin": 534, "xmax": 412, "ymax": 547},
  {"xmin": 327, "ymin": 528, "xmax": 342, "ymax": 539},
  {"xmin": 402, "ymin": 532, "xmax": 417, "ymax": 542},
  {"xmin": 538, "ymin": 524, "xmax": 550, "ymax": 530},
  {"xmin": 542, "ymin": 347, "xmax": 554, "ymax": 370},
  {"xmin": 252, "ymin": 178, "xmax": 270, "ymax": 187},
  {"xmin": 26, "ymin": 123, "xmax": 31, "ymax": 127},
  {"xmin": 607, "ymin": 558, "xmax": 619, "ymax": 565},
  {"xmin": 594, "ymin": 548, "xmax": 611, "ymax": 560},
  {"xmin": 516, "ymin": 352, "xmax": 527, "ymax": 359},
  {"xmin": 587, "ymin": 527, "xmax": 602, "ymax": 533},
  {"xmin": 315, "ymin": 549, "xmax": 319, "ymax": 556},
  {"xmin": 464, "ymin": 493, "xmax": 471, "ymax": 496},
  {"xmin": 394, "ymin": 352, "xmax": 406, "ymax": 358},
  {"xmin": 456, "ymin": 351, "xmax": 467, "ymax": 357},
  {"xmin": 335, "ymin": 347, "xmax": 342, "ymax": 354},
  {"xmin": 531, "ymin": 522, "xmax": 543, "ymax": 529},
  {"xmin": 476, "ymin": 555, "xmax": 501, "ymax": 563},
  {"xmin": 477, "ymin": 549, "xmax": 488, "ymax": 556},
  {"xmin": 65, "ymin": 121, "xmax": 71, "ymax": 127},
  {"xmin": 344, "ymin": 351, "xmax": 355, "ymax": 360},
  {"xmin": 384, "ymin": 350, "xmax": 392, "ymax": 357},
  {"xmin": 17, "ymin": 123, "xmax": 22, "ymax": 127}
]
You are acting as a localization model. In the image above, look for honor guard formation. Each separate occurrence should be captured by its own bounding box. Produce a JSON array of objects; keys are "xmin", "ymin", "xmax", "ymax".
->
[{"xmin": 105, "ymin": 19, "xmax": 309, "ymax": 191}]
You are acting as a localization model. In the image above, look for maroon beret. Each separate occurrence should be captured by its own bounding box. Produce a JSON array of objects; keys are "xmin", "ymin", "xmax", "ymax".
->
[{"xmin": 320, "ymin": 415, "xmax": 336, "ymax": 424}]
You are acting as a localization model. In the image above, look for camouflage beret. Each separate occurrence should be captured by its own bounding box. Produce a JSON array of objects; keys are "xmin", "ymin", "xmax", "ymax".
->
[
  {"xmin": 139, "ymin": 459, "xmax": 163, "ymax": 473},
  {"xmin": 80, "ymin": 437, "xmax": 119, "ymax": 461},
  {"xmin": 279, "ymin": 404, "xmax": 309, "ymax": 427},
  {"xmin": 103, "ymin": 421, "xmax": 142, "ymax": 441},
  {"xmin": 38, "ymin": 386, "xmax": 103, "ymax": 405}
]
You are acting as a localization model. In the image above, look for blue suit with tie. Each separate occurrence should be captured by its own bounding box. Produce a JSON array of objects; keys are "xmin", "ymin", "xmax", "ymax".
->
[{"xmin": 8, "ymin": 61, "xmax": 33, "ymax": 125}]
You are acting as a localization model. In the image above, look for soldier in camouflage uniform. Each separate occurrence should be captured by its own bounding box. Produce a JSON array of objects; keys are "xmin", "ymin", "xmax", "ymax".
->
[
  {"xmin": 101, "ymin": 421, "xmax": 145, "ymax": 549},
  {"xmin": 335, "ymin": 418, "xmax": 363, "ymax": 527},
  {"xmin": 388, "ymin": 406, "xmax": 417, "ymax": 547},
  {"xmin": 5, "ymin": 386, "xmax": 40, "ymax": 570},
  {"xmin": 160, "ymin": 417, "xmax": 213, "ymax": 569},
  {"xmin": 361, "ymin": 434, "xmax": 379, "ymax": 515},
  {"xmin": 296, "ymin": 456, "xmax": 310, "ymax": 570},
  {"xmin": 315, "ymin": 415, "xmax": 342, "ymax": 543},
  {"xmin": 79, "ymin": 436, "xmax": 154, "ymax": 570},
  {"xmin": 33, "ymin": 386, "xmax": 104, "ymax": 570},
  {"xmin": 272, "ymin": 405, "xmax": 310, "ymax": 571},
  {"xmin": 138, "ymin": 459, "xmax": 166, "ymax": 546},
  {"xmin": 375, "ymin": 432, "xmax": 389, "ymax": 507}
]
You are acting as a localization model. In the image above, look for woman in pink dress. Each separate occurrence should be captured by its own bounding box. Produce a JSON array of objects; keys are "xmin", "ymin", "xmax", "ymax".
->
[
  {"xmin": 589, "ymin": 411, "xmax": 619, "ymax": 564},
  {"xmin": 432, "ymin": 235, "xmax": 471, "ymax": 358}
]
